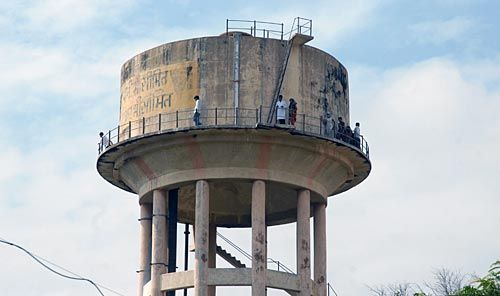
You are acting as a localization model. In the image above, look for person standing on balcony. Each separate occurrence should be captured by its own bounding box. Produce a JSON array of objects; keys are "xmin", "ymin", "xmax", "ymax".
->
[
  {"xmin": 327, "ymin": 112, "xmax": 336, "ymax": 137},
  {"xmin": 288, "ymin": 98, "xmax": 297, "ymax": 125},
  {"xmin": 345, "ymin": 125, "xmax": 353, "ymax": 144},
  {"xmin": 354, "ymin": 122, "xmax": 361, "ymax": 148},
  {"xmin": 276, "ymin": 95, "xmax": 287, "ymax": 124},
  {"xmin": 193, "ymin": 95, "xmax": 202, "ymax": 126},
  {"xmin": 336, "ymin": 117, "xmax": 345, "ymax": 140},
  {"xmin": 99, "ymin": 132, "xmax": 112, "ymax": 153}
]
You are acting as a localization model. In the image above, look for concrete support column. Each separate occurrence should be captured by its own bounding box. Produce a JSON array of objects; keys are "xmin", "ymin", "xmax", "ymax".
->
[
  {"xmin": 208, "ymin": 223, "xmax": 217, "ymax": 296},
  {"xmin": 297, "ymin": 189, "xmax": 311, "ymax": 296},
  {"xmin": 137, "ymin": 203, "xmax": 152, "ymax": 296},
  {"xmin": 151, "ymin": 189, "xmax": 168, "ymax": 296},
  {"xmin": 195, "ymin": 180, "xmax": 210, "ymax": 296},
  {"xmin": 167, "ymin": 189, "xmax": 178, "ymax": 296},
  {"xmin": 252, "ymin": 180, "xmax": 266, "ymax": 296},
  {"xmin": 314, "ymin": 203, "xmax": 327, "ymax": 296}
]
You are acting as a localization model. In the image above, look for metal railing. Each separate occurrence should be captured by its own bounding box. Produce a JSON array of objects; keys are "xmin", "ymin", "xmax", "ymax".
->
[
  {"xmin": 226, "ymin": 19, "xmax": 285, "ymax": 40},
  {"xmin": 285, "ymin": 17, "xmax": 313, "ymax": 39},
  {"xmin": 328, "ymin": 282, "xmax": 339, "ymax": 296},
  {"xmin": 216, "ymin": 232, "xmax": 295, "ymax": 274},
  {"xmin": 217, "ymin": 232, "xmax": 339, "ymax": 294},
  {"xmin": 97, "ymin": 106, "xmax": 369, "ymax": 159},
  {"xmin": 225, "ymin": 17, "xmax": 313, "ymax": 41}
]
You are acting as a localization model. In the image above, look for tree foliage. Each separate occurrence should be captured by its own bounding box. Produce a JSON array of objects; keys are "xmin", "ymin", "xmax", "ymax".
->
[
  {"xmin": 457, "ymin": 261, "xmax": 500, "ymax": 296},
  {"xmin": 369, "ymin": 261, "xmax": 500, "ymax": 296}
]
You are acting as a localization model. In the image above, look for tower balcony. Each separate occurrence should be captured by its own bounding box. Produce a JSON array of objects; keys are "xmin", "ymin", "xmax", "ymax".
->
[{"xmin": 96, "ymin": 106, "xmax": 371, "ymax": 227}]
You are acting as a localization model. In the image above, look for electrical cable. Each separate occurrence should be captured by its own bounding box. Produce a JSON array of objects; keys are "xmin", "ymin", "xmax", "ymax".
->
[
  {"xmin": 0, "ymin": 237, "xmax": 106, "ymax": 296},
  {"xmin": 34, "ymin": 253, "xmax": 126, "ymax": 296}
]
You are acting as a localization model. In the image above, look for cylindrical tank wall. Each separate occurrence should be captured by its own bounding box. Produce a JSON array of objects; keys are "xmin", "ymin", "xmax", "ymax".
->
[{"xmin": 119, "ymin": 35, "xmax": 350, "ymax": 128}]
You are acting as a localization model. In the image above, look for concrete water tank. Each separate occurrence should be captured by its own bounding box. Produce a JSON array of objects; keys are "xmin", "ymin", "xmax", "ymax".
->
[{"xmin": 97, "ymin": 18, "xmax": 371, "ymax": 296}]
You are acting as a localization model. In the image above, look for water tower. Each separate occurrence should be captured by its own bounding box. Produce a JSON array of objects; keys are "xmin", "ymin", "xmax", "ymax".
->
[{"xmin": 97, "ymin": 18, "xmax": 371, "ymax": 296}]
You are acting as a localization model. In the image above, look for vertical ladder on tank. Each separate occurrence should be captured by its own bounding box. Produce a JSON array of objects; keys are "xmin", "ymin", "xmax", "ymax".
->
[
  {"xmin": 266, "ymin": 17, "xmax": 314, "ymax": 124},
  {"xmin": 266, "ymin": 40, "xmax": 293, "ymax": 124}
]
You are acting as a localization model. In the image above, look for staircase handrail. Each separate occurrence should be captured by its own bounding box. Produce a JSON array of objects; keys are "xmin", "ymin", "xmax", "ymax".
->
[
  {"xmin": 266, "ymin": 257, "xmax": 294, "ymax": 274},
  {"xmin": 266, "ymin": 40, "xmax": 292, "ymax": 123},
  {"xmin": 216, "ymin": 232, "xmax": 252, "ymax": 261},
  {"xmin": 216, "ymin": 232, "xmax": 295, "ymax": 274},
  {"xmin": 328, "ymin": 282, "xmax": 339, "ymax": 296},
  {"xmin": 284, "ymin": 17, "xmax": 313, "ymax": 39}
]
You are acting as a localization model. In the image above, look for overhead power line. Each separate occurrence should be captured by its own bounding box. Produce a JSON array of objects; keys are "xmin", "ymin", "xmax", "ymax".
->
[
  {"xmin": 34, "ymin": 253, "xmax": 126, "ymax": 296},
  {"xmin": 0, "ymin": 237, "xmax": 124, "ymax": 296}
]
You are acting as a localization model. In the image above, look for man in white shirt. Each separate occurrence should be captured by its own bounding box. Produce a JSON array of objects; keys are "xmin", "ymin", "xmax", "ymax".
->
[
  {"xmin": 193, "ymin": 95, "xmax": 201, "ymax": 126},
  {"xmin": 354, "ymin": 122, "xmax": 361, "ymax": 148},
  {"xmin": 276, "ymin": 95, "xmax": 287, "ymax": 124},
  {"xmin": 99, "ymin": 132, "xmax": 111, "ymax": 153}
]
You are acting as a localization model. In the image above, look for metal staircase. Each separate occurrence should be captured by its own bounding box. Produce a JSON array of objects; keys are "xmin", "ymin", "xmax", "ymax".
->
[
  {"xmin": 266, "ymin": 17, "xmax": 314, "ymax": 124},
  {"xmin": 267, "ymin": 40, "xmax": 293, "ymax": 124},
  {"xmin": 216, "ymin": 231, "xmax": 339, "ymax": 295},
  {"xmin": 216, "ymin": 245, "xmax": 246, "ymax": 268}
]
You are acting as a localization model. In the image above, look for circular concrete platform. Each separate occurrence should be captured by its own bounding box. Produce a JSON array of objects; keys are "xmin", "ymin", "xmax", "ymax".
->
[{"xmin": 97, "ymin": 125, "xmax": 370, "ymax": 227}]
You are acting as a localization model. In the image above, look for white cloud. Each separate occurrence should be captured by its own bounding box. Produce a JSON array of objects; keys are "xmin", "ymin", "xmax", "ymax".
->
[
  {"xmin": 410, "ymin": 16, "xmax": 475, "ymax": 45},
  {"xmin": 0, "ymin": 43, "xmax": 115, "ymax": 110},
  {"xmin": 230, "ymin": 0, "xmax": 383, "ymax": 48},
  {"xmin": 18, "ymin": 0, "xmax": 136, "ymax": 34},
  {"xmin": 1, "ymin": 2, "xmax": 499, "ymax": 295},
  {"xmin": 2, "ymin": 53, "xmax": 499, "ymax": 296},
  {"xmin": 333, "ymin": 55, "xmax": 500, "ymax": 294},
  {"xmin": 312, "ymin": 0, "xmax": 382, "ymax": 44},
  {"xmin": 24, "ymin": 0, "xmax": 97, "ymax": 32},
  {"xmin": 0, "ymin": 134, "xmax": 138, "ymax": 296}
]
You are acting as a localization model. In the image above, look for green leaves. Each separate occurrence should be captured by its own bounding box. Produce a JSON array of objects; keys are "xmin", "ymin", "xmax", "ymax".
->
[{"xmin": 370, "ymin": 261, "xmax": 500, "ymax": 296}]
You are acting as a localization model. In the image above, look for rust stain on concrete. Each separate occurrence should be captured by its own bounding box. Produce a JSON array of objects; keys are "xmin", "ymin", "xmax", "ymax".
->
[
  {"xmin": 307, "ymin": 155, "xmax": 328, "ymax": 187},
  {"xmin": 256, "ymin": 138, "xmax": 272, "ymax": 178},
  {"xmin": 185, "ymin": 136, "xmax": 206, "ymax": 171},
  {"xmin": 134, "ymin": 157, "xmax": 156, "ymax": 180}
]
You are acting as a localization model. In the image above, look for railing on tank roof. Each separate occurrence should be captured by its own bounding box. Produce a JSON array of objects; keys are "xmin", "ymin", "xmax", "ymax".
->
[
  {"xmin": 285, "ymin": 17, "xmax": 313, "ymax": 39},
  {"xmin": 97, "ymin": 106, "xmax": 369, "ymax": 160},
  {"xmin": 226, "ymin": 19, "xmax": 285, "ymax": 40},
  {"xmin": 225, "ymin": 17, "xmax": 313, "ymax": 41}
]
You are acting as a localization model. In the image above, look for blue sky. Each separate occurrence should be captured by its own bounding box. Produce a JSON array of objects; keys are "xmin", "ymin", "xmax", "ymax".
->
[{"xmin": 1, "ymin": 1, "xmax": 499, "ymax": 295}]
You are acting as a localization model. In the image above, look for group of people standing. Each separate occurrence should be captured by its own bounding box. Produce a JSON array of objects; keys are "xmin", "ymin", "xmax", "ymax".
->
[
  {"xmin": 275, "ymin": 95, "xmax": 297, "ymax": 125},
  {"xmin": 276, "ymin": 95, "xmax": 362, "ymax": 148},
  {"xmin": 323, "ymin": 113, "xmax": 361, "ymax": 148},
  {"xmin": 98, "ymin": 95, "xmax": 363, "ymax": 153}
]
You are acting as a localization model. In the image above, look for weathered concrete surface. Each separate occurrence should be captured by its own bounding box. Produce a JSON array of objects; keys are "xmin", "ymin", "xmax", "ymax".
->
[
  {"xmin": 157, "ymin": 268, "xmax": 303, "ymax": 293},
  {"xmin": 252, "ymin": 180, "xmax": 266, "ymax": 296},
  {"xmin": 97, "ymin": 127, "xmax": 370, "ymax": 227},
  {"xmin": 297, "ymin": 190, "xmax": 311, "ymax": 296},
  {"xmin": 208, "ymin": 268, "xmax": 252, "ymax": 286},
  {"xmin": 267, "ymin": 269, "xmax": 300, "ymax": 292},
  {"xmin": 142, "ymin": 280, "xmax": 151, "ymax": 296},
  {"xmin": 160, "ymin": 270, "xmax": 194, "ymax": 291},
  {"xmin": 138, "ymin": 203, "xmax": 152, "ymax": 296},
  {"xmin": 151, "ymin": 190, "xmax": 167, "ymax": 296},
  {"xmin": 118, "ymin": 35, "xmax": 350, "ymax": 138},
  {"xmin": 314, "ymin": 203, "xmax": 327, "ymax": 296},
  {"xmin": 100, "ymin": 29, "xmax": 371, "ymax": 296},
  {"xmin": 195, "ymin": 180, "xmax": 209, "ymax": 296}
]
